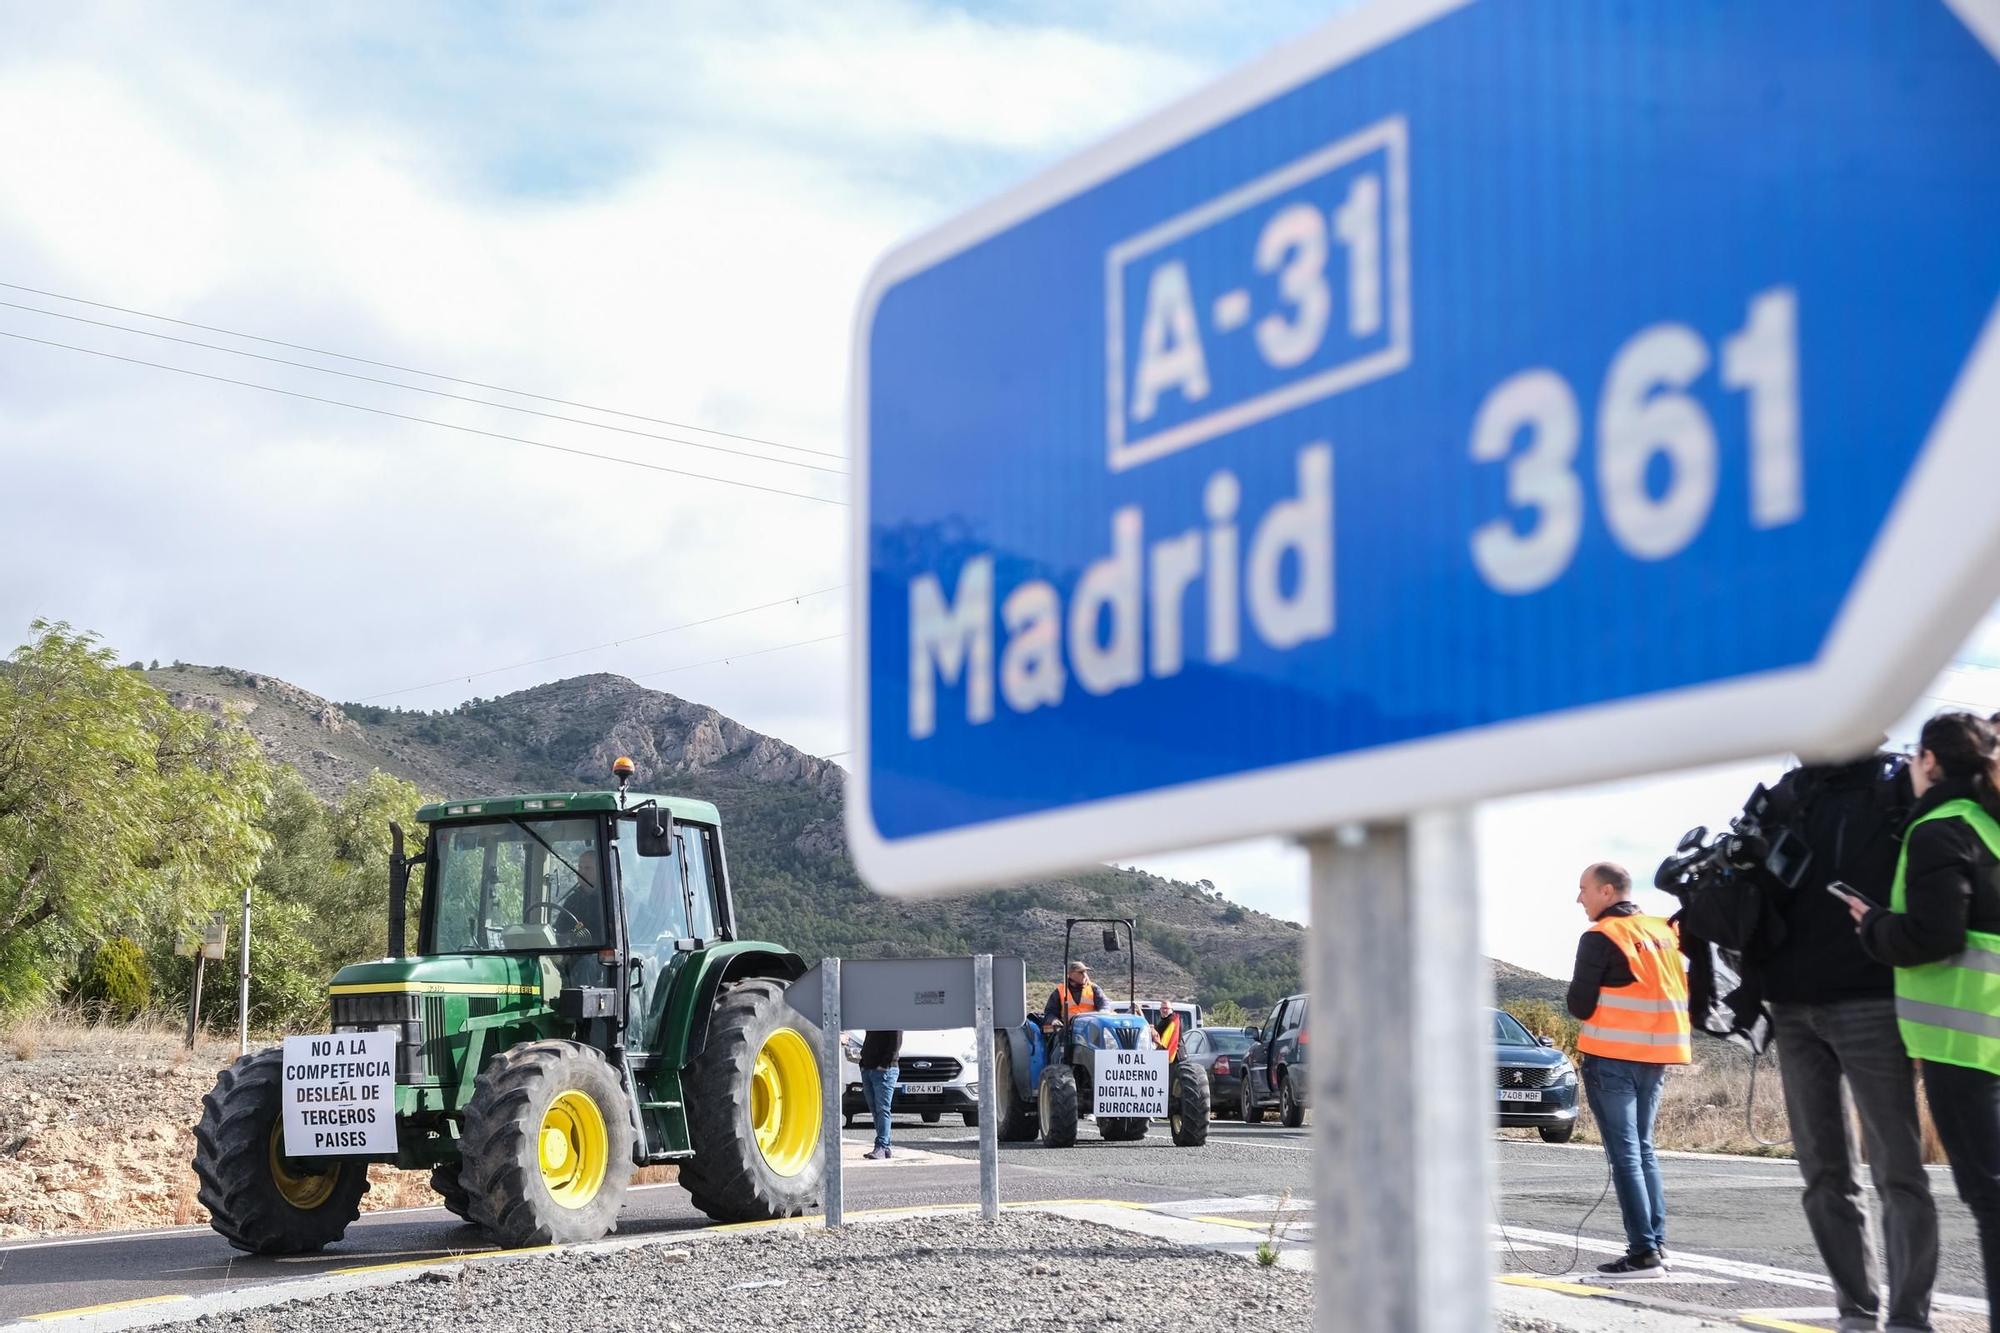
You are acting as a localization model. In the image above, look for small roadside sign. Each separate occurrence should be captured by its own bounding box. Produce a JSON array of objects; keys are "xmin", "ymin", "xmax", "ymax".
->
[
  {"xmin": 1094, "ymin": 1048, "xmax": 1167, "ymax": 1119},
  {"xmin": 200, "ymin": 916, "xmax": 228, "ymax": 962},
  {"xmin": 280, "ymin": 1032, "xmax": 397, "ymax": 1156},
  {"xmin": 787, "ymin": 956, "xmax": 1026, "ymax": 1030}
]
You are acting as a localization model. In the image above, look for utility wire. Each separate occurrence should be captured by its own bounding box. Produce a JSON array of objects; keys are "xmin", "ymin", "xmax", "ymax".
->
[
  {"xmin": 0, "ymin": 298, "xmax": 846, "ymax": 478},
  {"xmin": 632, "ymin": 632, "xmax": 845, "ymax": 680},
  {"xmin": 0, "ymin": 329, "xmax": 846, "ymax": 507},
  {"xmin": 355, "ymin": 584, "xmax": 847, "ymax": 702},
  {"xmin": 0, "ymin": 279, "xmax": 843, "ymax": 461}
]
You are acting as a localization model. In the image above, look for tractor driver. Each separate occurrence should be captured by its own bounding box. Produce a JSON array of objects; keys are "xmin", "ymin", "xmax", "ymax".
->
[
  {"xmin": 553, "ymin": 844, "xmax": 607, "ymax": 943},
  {"xmin": 1041, "ymin": 961, "xmax": 1102, "ymax": 1029}
]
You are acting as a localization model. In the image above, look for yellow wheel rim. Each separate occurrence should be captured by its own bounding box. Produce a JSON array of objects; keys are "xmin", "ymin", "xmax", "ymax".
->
[
  {"xmin": 750, "ymin": 1026, "xmax": 821, "ymax": 1178},
  {"xmin": 267, "ymin": 1126, "xmax": 338, "ymax": 1210},
  {"xmin": 538, "ymin": 1089, "xmax": 610, "ymax": 1209}
]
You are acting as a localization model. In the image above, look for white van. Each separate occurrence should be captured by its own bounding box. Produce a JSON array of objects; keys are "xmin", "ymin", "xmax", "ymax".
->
[{"xmin": 840, "ymin": 1028, "xmax": 982, "ymax": 1128}]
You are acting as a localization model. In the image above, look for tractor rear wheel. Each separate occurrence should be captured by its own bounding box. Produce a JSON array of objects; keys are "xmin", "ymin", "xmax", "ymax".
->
[
  {"xmin": 1099, "ymin": 1116, "xmax": 1148, "ymax": 1141},
  {"xmin": 993, "ymin": 1032, "xmax": 1037, "ymax": 1142},
  {"xmin": 1037, "ymin": 1064, "xmax": 1078, "ymax": 1147},
  {"xmin": 680, "ymin": 978, "xmax": 825, "ymax": 1223},
  {"xmin": 193, "ymin": 1048, "xmax": 370, "ymax": 1254},
  {"xmin": 1169, "ymin": 1061, "xmax": 1210, "ymax": 1147},
  {"xmin": 459, "ymin": 1039, "xmax": 634, "ymax": 1247},
  {"xmin": 430, "ymin": 1162, "xmax": 472, "ymax": 1222}
]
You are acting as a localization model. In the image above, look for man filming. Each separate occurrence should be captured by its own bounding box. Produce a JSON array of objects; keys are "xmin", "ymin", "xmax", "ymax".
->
[{"xmin": 1760, "ymin": 748, "xmax": 1937, "ymax": 1333}]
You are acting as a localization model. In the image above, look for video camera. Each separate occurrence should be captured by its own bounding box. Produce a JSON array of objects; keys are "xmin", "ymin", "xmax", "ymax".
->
[{"xmin": 1654, "ymin": 783, "xmax": 1812, "ymax": 905}]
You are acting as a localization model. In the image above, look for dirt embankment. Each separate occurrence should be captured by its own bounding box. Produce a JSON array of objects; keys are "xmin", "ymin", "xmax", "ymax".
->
[{"xmin": 0, "ymin": 1017, "xmax": 442, "ymax": 1240}]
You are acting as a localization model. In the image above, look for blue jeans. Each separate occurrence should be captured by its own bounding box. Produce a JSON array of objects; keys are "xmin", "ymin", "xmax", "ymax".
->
[
  {"xmin": 1582, "ymin": 1055, "xmax": 1668, "ymax": 1256},
  {"xmin": 861, "ymin": 1067, "xmax": 899, "ymax": 1150}
]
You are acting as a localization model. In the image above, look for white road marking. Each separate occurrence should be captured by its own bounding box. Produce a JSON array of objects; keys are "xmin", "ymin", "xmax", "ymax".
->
[{"xmin": 1495, "ymin": 1224, "xmax": 1989, "ymax": 1315}]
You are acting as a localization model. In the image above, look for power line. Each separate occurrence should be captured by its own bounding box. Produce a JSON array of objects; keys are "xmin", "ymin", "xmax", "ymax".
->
[
  {"xmin": 355, "ymin": 584, "xmax": 847, "ymax": 702},
  {"xmin": 0, "ymin": 279, "xmax": 843, "ymax": 461},
  {"xmin": 632, "ymin": 632, "xmax": 845, "ymax": 680},
  {"xmin": 0, "ymin": 298, "xmax": 846, "ymax": 478},
  {"xmin": 819, "ymin": 749, "xmax": 851, "ymax": 759},
  {"xmin": 0, "ymin": 329, "xmax": 846, "ymax": 507}
]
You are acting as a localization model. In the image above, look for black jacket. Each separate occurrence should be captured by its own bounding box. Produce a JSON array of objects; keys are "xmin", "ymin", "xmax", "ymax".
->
[
  {"xmin": 858, "ymin": 1030, "xmax": 902, "ymax": 1070},
  {"xmin": 1567, "ymin": 901, "xmax": 1641, "ymax": 1020},
  {"xmin": 1757, "ymin": 758, "xmax": 1912, "ymax": 1003},
  {"xmin": 1860, "ymin": 779, "xmax": 2000, "ymax": 968}
]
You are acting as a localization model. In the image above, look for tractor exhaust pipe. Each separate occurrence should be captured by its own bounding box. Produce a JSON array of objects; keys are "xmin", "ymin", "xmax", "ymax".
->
[{"xmin": 387, "ymin": 822, "xmax": 410, "ymax": 958}]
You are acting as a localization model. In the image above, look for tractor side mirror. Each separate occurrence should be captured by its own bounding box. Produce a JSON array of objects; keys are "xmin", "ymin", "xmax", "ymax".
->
[
  {"xmin": 1102, "ymin": 927, "xmax": 1120, "ymax": 953},
  {"xmin": 387, "ymin": 822, "xmax": 410, "ymax": 958},
  {"xmin": 636, "ymin": 809, "xmax": 675, "ymax": 857}
]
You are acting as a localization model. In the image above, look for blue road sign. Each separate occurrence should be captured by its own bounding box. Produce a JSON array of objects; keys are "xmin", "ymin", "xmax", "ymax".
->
[{"xmin": 849, "ymin": 0, "xmax": 2000, "ymax": 893}]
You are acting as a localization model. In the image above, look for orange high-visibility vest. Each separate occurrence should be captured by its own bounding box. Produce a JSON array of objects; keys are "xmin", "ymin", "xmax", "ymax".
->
[
  {"xmin": 1155, "ymin": 1013, "xmax": 1182, "ymax": 1061},
  {"xmin": 1060, "ymin": 983, "xmax": 1101, "ymax": 1020},
  {"xmin": 1576, "ymin": 913, "xmax": 1692, "ymax": 1065}
]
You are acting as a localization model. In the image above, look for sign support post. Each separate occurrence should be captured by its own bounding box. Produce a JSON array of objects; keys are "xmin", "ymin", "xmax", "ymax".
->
[
  {"xmin": 1309, "ymin": 810, "xmax": 1489, "ymax": 1333},
  {"xmin": 238, "ymin": 886, "xmax": 252, "ymax": 1056},
  {"xmin": 973, "ymin": 953, "xmax": 999, "ymax": 1222},
  {"xmin": 184, "ymin": 952, "xmax": 205, "ymax": 1051},
  {"xmin": 820, "ymin": 956, "xmax": 843, "ymax": 1229}
]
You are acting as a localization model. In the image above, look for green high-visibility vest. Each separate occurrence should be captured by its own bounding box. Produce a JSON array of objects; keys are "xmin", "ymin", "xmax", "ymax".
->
[{"xmin": 1890, "ymin": 799, "xmax": 2000, "ymax": 1075}]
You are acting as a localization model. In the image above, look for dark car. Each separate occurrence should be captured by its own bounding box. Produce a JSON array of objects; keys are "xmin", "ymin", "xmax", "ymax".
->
[
  {"xmin": 1241, "ymin": 993, "xmax": 1309, "ymax": 1126},
  {"xmin": 1492, "ymin": 1008, "xmax": 1579, "ymax": 1143},
  {"xmin": 1180, "ymin": 1026, "xmax": 1254, "ymax": 1117}
]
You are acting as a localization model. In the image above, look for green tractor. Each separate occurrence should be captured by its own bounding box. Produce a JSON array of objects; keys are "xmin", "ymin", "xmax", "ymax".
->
[{"xmin": 193, "ymin": 761, "xmax": 823, "ymax": 1253}]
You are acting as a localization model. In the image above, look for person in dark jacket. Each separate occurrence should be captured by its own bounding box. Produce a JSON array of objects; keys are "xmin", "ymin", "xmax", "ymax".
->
[
  {"xmin": 1758, "ymin": 751, "xmax": 1937, "ymax": 1333},
  {"xmin": 857, "ymin": 1030, "xmax": 903, "ymax": 1160},
  {"xmin": 1850, "ymin": 712, "xmax": 2000, "ymax": 1324}
]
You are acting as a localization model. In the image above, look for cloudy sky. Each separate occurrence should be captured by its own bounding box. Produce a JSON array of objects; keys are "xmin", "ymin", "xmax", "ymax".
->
[{"xmin": 4, "ymin": 2, "xmax": 1997, "ymax": 980}]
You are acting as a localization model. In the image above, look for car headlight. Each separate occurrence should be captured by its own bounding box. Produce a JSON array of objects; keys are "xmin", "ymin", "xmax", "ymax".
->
[{"xmin": 1555, "ymin": 1064, "xmax": 1577, "ymax": 1087}]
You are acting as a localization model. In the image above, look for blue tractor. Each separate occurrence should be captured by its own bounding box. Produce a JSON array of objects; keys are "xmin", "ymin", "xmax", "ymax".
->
[{"xmin": 991, "ymin": 918, "xmax": 1209, "ymax": 1148}]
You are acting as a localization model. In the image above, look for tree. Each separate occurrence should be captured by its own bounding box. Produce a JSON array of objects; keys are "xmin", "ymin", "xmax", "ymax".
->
[
  {"xmin": 0, "ymin": 622, "xmax": 270, "ymax": 1013},
  {"xmin": 192, "ymin": 766, "xmax": 425, "ymax": 1032},
  {"xmin": 1207, "ymin": 998, "xmax": 1251, "ymax": 1026}
]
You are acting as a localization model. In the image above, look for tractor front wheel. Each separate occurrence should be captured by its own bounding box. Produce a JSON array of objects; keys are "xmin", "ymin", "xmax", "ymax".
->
[
  {"xmin": 459, "ymin": 1040, "xmax": 635, "ymax": 1247},
  {"xmin": 1169, "ymin": 1061, "xmax": 1210, "ymax": 1147},
  {"xmin": 1038, "ymin": 1064, "xmax": 1078, "ymax": 1147},
  {"xmin": 680, "ymin": 979, "xmax": 825, "ymax": 1223},
  {"xmin": 193, "ymin": 1048, "xmax": 370, "ymax": 1254}
]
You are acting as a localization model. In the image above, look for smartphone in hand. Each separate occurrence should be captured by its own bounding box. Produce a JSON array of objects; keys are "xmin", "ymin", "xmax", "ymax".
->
[{"xmin": 1826, "ymin": 879, "xmax": 1884, "ymax": 913}]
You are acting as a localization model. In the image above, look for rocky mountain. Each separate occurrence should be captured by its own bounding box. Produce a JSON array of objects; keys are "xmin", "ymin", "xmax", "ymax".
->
[{"xmin": 151, "ymin": 663, "xmax": 1566, "ymax": 1014}]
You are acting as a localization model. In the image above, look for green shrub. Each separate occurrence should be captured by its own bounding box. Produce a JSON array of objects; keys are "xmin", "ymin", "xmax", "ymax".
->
[
  {"xmin": 1504, "ymin": 997, "xmax": 1580, "ymax": 1061},
  {"xmin": 77, "ymin": 936, "xmax": 153, "ymax": 1019}
]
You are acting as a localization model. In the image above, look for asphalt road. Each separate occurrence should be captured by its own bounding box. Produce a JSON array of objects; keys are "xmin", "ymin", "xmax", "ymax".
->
[{"xmin": 0, "ymin": 1120, "xmax": 1990, "ymax": 1328}]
